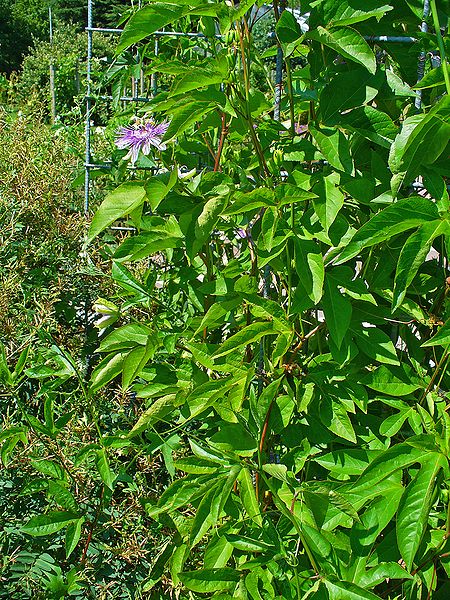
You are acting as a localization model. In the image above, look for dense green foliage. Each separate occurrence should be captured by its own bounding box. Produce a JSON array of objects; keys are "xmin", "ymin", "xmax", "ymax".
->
[
  {"xmin": 15, "ymin": 24, "xmax": 115, "ymax": 120},
  {"xmin": 1, "ymin": 0, "xmax": 450, "ymax": 599}
]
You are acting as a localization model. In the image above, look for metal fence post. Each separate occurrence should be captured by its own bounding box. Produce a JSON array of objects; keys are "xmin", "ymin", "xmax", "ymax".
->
[
  {"xmin": 415, "ymin": 0, "xmax": 431, "ymax": 110},
  {"xmin": 49, "ymin": 7, "xmax": 57, "ymax": 124},
  {"xmin": 85, "ymin": 0, "xmax": 93, "ymax": 216}
]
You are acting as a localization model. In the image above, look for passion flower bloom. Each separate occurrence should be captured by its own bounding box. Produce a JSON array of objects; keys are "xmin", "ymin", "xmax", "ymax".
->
[
  {"xmin": 115, "ymin": 117, "xmax": 170, "ymax": 164},
  {"xmin": 295, "ymin": 123, "xmax": 308, "ymax": 136}
]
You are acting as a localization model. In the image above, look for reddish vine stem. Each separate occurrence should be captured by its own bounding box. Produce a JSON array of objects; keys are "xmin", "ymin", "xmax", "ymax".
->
[
  {"xmin": 426, "ymin": 562, "xmax": 437, "ymax": 600},
  {"xmin": 214, "ymin": 113, "xmax": 228, "ymax": 172},
  {"xmin": 235, "ymin": 20, "xmax": 270, "ymax": 177},
  {"xmin": 201, "ymin": 131, "xmax": 216, "ymax": 161},
  {"xmin": 286, "ymin": 324, "xmax": 323, "ymax": 366},
  {"xmin": 255, "ymin": 398, "xmax": 276, "ymax": 501},
  {"xmin": 80, "ymin": 486, "xmax": 104, "ymax": 565},
  {"xmin": 382, "ymin": 548, "xmax": 449, "ymax": 598}
]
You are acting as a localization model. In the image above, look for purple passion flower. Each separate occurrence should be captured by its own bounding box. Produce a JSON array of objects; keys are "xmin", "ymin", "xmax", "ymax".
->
[
  {"xmin": 115, "ymin": 117, "xmax": 170, "ymax": 164},
  {"xmin": 295, "ymin": 123, "xmax": 308, "ymax": 135}
]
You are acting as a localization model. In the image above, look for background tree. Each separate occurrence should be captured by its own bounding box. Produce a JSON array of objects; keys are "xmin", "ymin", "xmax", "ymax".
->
[{"xmin": 0, "ymin": 0, "xmax": 131, "ymax": 74}]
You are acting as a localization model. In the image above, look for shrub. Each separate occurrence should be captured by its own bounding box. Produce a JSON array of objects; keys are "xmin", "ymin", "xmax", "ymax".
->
[
  {"xmin": 16, "ymin": 23, "xmax": 116, "ymax": 121},
  {"xmin": 0, "ymin": 106, "xmax": 96, "ymax": 352}
]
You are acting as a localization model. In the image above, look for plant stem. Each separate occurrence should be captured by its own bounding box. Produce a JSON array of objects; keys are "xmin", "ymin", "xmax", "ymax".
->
[
  {"xmin": 273, "ymin": 0, "xmax": 295, "ymax": 135},
  {"xmin": 419, "ymin": 345, "xmax": 449, "ymax": 404},
  {"xmin": 235, "ymin": 20, "xmax": 270, "ymax": 177},
  {"xmin": 214, "ymin": 113, "xmax": 228, "ymax": 172},
  {"xmin": 430, "ymin": 0, "xmax": 450, "ymax": 94},
  {"xmin": 285, "ymin": 58, "xmax": 296, "ymax": 136},
  {"xmin": 260, "ymin": 471, "xmax": 320, "ymax": 575},
  {"xmin": 80, "ymin": 485, "xmax": 104, "ymax": 565}
]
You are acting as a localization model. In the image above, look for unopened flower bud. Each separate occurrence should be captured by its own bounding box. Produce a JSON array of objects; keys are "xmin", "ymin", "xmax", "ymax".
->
[
  {"xmin": 273, "ymin": 149, "xmax": 283, "ymax": 168},
  {"xmin": 93, "ymin": 298, "xmax": 120, "ymax": 330}
]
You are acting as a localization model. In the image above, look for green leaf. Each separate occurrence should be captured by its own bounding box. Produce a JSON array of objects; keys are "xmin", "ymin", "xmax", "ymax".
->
[
  {"xmin": 393, "ymin": 220, "xmax": 449, "ymax": 310},
  {"xmin": 117, "ymin": 4, "xmax": 190, "ymax": 52},
  {"xmin": 313, "ymin": 0, "xmax": 393, "ymax": 27},
  {"xmin": 0, "ymin": 342, "xmax": 12, "ymax": 386},
  {"xmin": 65, "ymin": 517, "xmax": 85, "ymax": 559},
  {"xmin": 1, "ymin": 434, "xmax": 26, "ymax": 467},
  {"xmin": 260, "ymin": 207, "xmax": 278, "ymax": 252},
  {"xmin": 335, "ymin": 197, "xmax": 439, "ymax": 264},
  {"xmin": 190, "ymin": 466, "xmax": 239, "ymax": 549},
  {"xmin": 13, "ymin": 346, "xmax": 29, "ymax": 380},
  {"xmin": 87, "ymin": 182, "xmax": 147, "ymax": 242},
  {"xmin": 350, "ymin": 485, "xmax": 403, "ymax": 546},
  {"xmin": 339, "ymin": 106, "xmax": 397, "ymax": 148},
  {"xmin": 164, "ymin": 99, "xmax": 217, "ymax": 141},
  {"xmin": 44, "ymin": 396, "xmax": 54, "ymax": 433},
  {"xmin": 322, "ymin": 275, "xmax": 352, "ymax": 349},
  {"xmin": 389, "ymin": 96, "xmax": 450, "ymax": 195},
  {"xmin": 145, "ymin": 170, "xmax": 178, "ymax": 211},
  {"xmin": 315, "ymin": 449, "xmax": 372, "ymax": 476},
  {"xmin": 253, "ymin": 377, "xmax": 283, "ymax": 429},
  {"xmin": 175, "ymin": 457, "xmax": 220, "ymax": 475},
  {"xmin": 295, "ymin": 238, "xmax": 325, "ymax": 305},
  {"xmin": 96, "ymin": 449, "xmax": 115, "ymax": 490},
  {"xmin": 30, "ymin": 459, "xmax": 65, "ymax": 480},
  {"xmin": 184, "ymin": 379, "xmax": 232, "ymax": 420},
  {"xmin": 179, "ymin": 568, "xmax": 240, "ymax": 593},
  {"xmin": 128, "ymin": 394, "xmax": 179, "ymax": 437},
  {"xmin": 190, "ymin": 195, "xmax": 228, "ymax": 257},
  {"xmin": 225, "ymin": 534, "xmax": 274, "ymax": 553},
  {"xmin": 306, "ymin": 26, "xmax": 376, "ymax": 74},
  {"xmin": 189, "ymin": 484, "xmax": 221, "ymax": 548},
  {"xmin": 193, "ymin": 297, "xmax": 241, "ymax": 336},
  {"xmin": 238, "ymin": 467, "xmax": 262, "ymax": 526},
  {"xmin": 113, "ymin": 230, "xmax": 182, "ymax": 263},
  {"xmin": 320, "ymin": 68, "xmax": 383, "ymax": 125},
  {"xmin": 97, "ymin": 324, "xmax": 152, "ymax": 353},
  {"xmin": 224, "ymin": 188, "xmax": 275, "ymax": 215},
  {"xmin": 22, "ymin": 511, "xmax": 79, "ymax": 536},
  {"xmin": 47, "ymin": 482, "xmax": 77, "ymax": 511},
  {"xmin": 204, "ymin": 535, "xmax": 234, "ymax": 569},
  {"xmin": 362, "ymin": 365, "xmax": 422, "ymax": 396},
  {"xmin": 386, "ymin": 69, "xmax": 415, "ymax": 97},
  {"xmin": 146, "ymin": 474, "xmax": 220, "ymax": 518},
  {"xmin": 359, "ymin": 562, "xmax": 412, "ymax": 588},
  {"xmin": 189, "ymin": 439, "xmax": 230, "ymax": 465},
  {"xmin": 414, "ymin": 65, "xmax": 447, "ymax": 89},
  {"xmin": 322, "ymin": 398, "xmax": 357, "ymax": 443},
  {"xmin": 213, "ymin": 322, "xmax": 277, "ymax": 359},
  {"xmin": 396, "ymin": 453, "xmax": 446, "ymax": 570},
  {"xmin": 302, "ymin": 523, "xmax": 332, "ymax": 558},
  {"xmin": 379, "ymin": 409, "xmax": 413, "ymax": 438},
  {"xmin": 310, "ymin": 126, "xmax": 353, "ymax": 173},
  {"xmin": 122, "ymin": 339, "xmax": 155, "ymax": 390},
  {"xmin": 242, "ymin": 294, "xmax": 292, "ymax": 333},
  {"xmin": 89, "ymin": 350, "xmax": 128, "ymax": 394},
  {"xmin": 422, "ymin": 318, "xmax": 450, "ymax": 347},
  {"xmin": 210, "ymin": 424, "xmax": 257, "ymax": 458},
  {"xmin": 324, "ymin": 577, "xmax": 383, "ymax": 599},
  {"xmin": 276, "ymin": 9, "xmax": 302, "ymax": 55},
  {"xmin": 351, "ymin": 441, "xmax": 430, "ymax": 493},
  {"xmin": 352, "ymin": 327, "xmax": 399, "ymax": 365},
  {"xmin": 171, "ymin": 58, "xmax": 227, "ymax": 97}
]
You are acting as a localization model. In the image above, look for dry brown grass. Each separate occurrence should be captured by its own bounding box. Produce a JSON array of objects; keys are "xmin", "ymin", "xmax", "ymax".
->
[{"xmin": 0, "ymin": 106, "xmax": 86, "ymax": 350}]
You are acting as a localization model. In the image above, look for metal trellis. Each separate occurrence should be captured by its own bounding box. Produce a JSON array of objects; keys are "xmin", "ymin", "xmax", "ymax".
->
[
  {"xmin": 83, "ymin": 0, "xmax": 437, "ymax": 445},
  {"xmin": 84, "ymin": 0, "xmax": 429, "ymax": 215}
]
